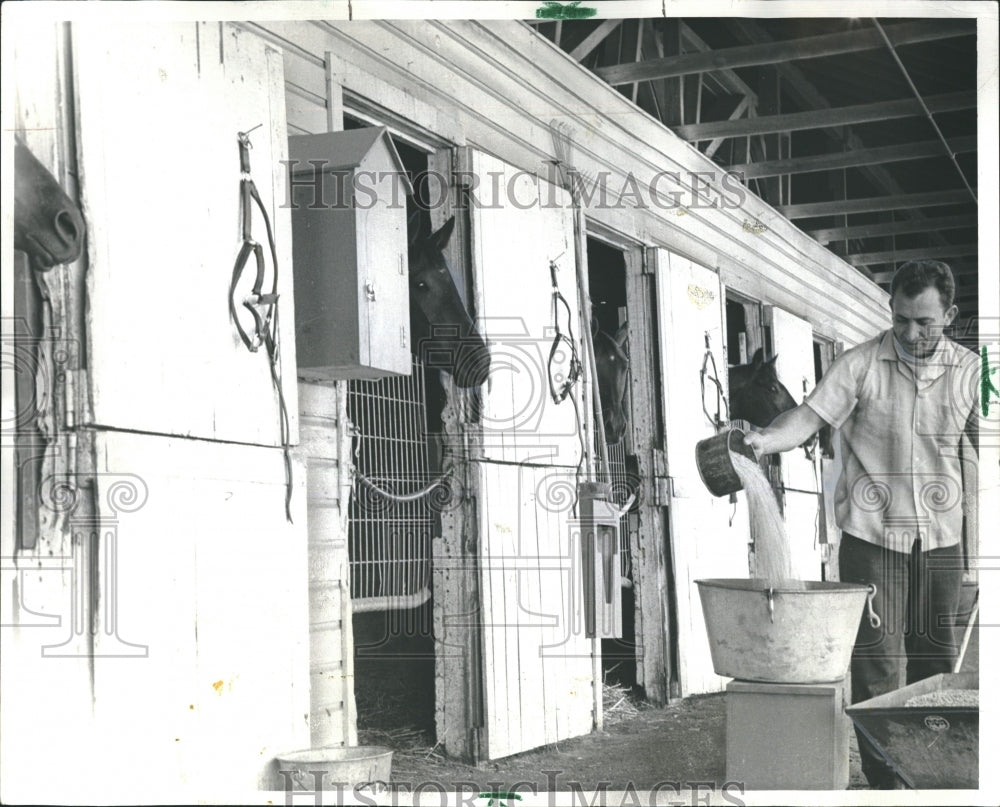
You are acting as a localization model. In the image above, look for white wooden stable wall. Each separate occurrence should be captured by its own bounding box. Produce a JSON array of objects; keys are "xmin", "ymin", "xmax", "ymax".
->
[
  {"xmin": 3, "ymin": 22, "xmax": 312, "ymax": 802},
  {"xmin": 248, "ymin": 18, "xmax": 893, "ymax": 708}
]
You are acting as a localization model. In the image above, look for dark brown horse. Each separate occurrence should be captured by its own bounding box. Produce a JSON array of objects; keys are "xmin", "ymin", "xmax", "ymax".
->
[
  {"xmin": 14, "ymin": 139, "xmax": 86, "ymax": 271},
  {"xmin": 728, "ymin": 348, "xmax": 796, "ymax": 427},
  {"xmin": 729, "ymin": 347, "xmax": 831, "ymax": 455},
  {"xmin": 408, "ymin": 214, "xmax": 490, "ymax": 389}
]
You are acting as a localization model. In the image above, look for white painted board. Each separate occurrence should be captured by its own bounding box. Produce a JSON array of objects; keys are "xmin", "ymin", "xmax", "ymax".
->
[
  {"xmin": 73, "ymin": 22, "xmax": 298, "ymax": 446},
  {"xmin": 655, "ymin": 249, "xmax": 751, "ymax": 697},
  {"xmin": 468, "ymin": 150, "xmax": 583, "ymax": 467},
  {"xmin": 766, "ymin": 305, "xmax": 823, "ymax": 581},
  {"xmin": 478, "ymin": 461, "xmax": 592, "ymax": 759},
  {"xmin": 88, "ymin": 430, "xmax": 309, "ymax": 796}
]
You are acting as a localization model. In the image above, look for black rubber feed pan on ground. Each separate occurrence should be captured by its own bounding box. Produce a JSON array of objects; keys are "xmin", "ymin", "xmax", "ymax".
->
[{"xmin": 846, "ymin": 672, "xmax": 978, "ymax": 789}]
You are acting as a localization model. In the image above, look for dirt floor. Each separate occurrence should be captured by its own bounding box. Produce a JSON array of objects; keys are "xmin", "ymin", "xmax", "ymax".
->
[
  {"xmin": 355, "ymin": 656, "xmax": 868, "ymax": 793},
  {"xmin": 353, "ymin": 614, "xmax": 979, "ymax": 797}
]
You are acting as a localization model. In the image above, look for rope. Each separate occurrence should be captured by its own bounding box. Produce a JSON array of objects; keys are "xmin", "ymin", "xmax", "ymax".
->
[{"xmin": 355, "ymin": 468, "xmax": 454, "ymax": 504}]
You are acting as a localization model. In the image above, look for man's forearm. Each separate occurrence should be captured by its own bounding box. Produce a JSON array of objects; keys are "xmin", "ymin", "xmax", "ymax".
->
[{"xmin": 746, "ymin": 403, "xmax": 825, "ymax": 456}]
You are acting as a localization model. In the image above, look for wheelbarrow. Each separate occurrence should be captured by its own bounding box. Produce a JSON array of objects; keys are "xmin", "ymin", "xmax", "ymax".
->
[{"xmin": 846, "ymin": 672, "xmax": 978, "ymax": 789}]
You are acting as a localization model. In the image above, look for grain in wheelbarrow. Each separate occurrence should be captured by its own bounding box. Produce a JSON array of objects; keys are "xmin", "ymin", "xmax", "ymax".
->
[{"xmin": 904, "ymin": 689, "xmax": 979, "ymax": 708}]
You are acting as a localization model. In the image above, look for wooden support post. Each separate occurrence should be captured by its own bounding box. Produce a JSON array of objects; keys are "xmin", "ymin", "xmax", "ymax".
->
[
  {"xmin": 631, "ymin": 20, "xmax": 643, "ymax": 105},
  {"xmin": 324, "ymin": 51, "xmax": 344, "ymax": 132},
  {"xmin": 623, "ymin": 247, "xmax": 671, "ymax": 704},
  {"xmin": 695, "ymin": 73, "xmax": 703, "ymax": 125},
  {"xmin": 431, "ymin": 149, "xmax": 484, "ymax": 763},
  {"xmin": 827, "ymin": 165, "xmax": 848, "ymax": 257},
  {"xmin": 658, "ymin": 19, "xmax": 683, "ymax": 128},
  {"xmin": 756, "ymin": 66, "xmax": 781, "ymax": 204}
]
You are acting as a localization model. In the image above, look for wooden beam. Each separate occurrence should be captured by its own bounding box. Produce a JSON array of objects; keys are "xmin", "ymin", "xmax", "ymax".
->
[
  {"xmin": 704, "ymin": 94, "xmax": 752, "ymax": 159},
  {"xmin": 596, "ymin": 20, "xmax": 973, "ymax": 86},
  {"xmin": 631, "ymin": 19, "xmax": 644, "ymax": 104},
  {"xmin": 859, "ymin": 245, "xmax": 978, "ymax": 272},
  {"xmin": 569, "ymin": 19, "xmax": 622, "ymax": 62},
  {"xmin": 657, "ymin": 20, "xmax": 683, "ymax": 127},
  {"xmin": 675, "ymin": 91, "xmax": 975, "ymax": 141},
  {"xmin": 678, "ymin": 22, "xmax": 757, "ymax": 102},
  {"xmin": 808, "ymin": 214, "xmax": 977, "ymax": 244},
  {"xmin": 755, "ymin": 65, "xmax": 781, "ymax": 205},
  {"xmin": 724, "ymin": 17, "xmax": 966, "ymax": 259},
  {"xmin": 731, "ymin": 135, "xmax": 977, "ymax": 179},
  {"xmin": 779, "ymin": 189, "xmax": 971, "ymax": 219}
]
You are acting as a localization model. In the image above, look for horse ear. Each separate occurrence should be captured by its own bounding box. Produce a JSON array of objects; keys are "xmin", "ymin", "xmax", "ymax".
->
[
  {"xmin": 408, "ymin": 210, "xmax": 426, "ymax": 248},
  {"xmin": 590, "ymin": 314, "xmax": 600, "ymax": 338},
  {"xmin": 750, "ymin": 348, "xmax": 765, "ymax": 368},
  {"xmin": 429, "ymin": 215, "xmax": 456, "ymax": 251}
]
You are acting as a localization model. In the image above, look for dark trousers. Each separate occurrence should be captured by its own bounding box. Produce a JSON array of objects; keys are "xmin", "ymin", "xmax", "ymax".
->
[{"xmin": 838, "ymin": 532, "xmax": 964, "ymax": 788}]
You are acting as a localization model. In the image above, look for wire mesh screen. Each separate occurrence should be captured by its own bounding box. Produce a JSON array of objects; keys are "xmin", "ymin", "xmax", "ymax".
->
[{"xmin": 347, "ymin": 357, "xmax": 434, "ymax": 609}]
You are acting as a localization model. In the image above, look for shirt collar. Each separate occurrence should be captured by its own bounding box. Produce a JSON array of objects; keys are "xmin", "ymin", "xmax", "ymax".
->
[{"xmin": 879, "ymin": 329, "xmax": 958, "ymax": 382}]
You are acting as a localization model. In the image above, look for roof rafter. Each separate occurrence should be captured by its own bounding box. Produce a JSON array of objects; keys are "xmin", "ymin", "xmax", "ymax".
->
[
  {"xmin": 596, "ymin": 20, "xmax": 973, "ymax": 86},
  {"xmin": 730, "ymin": 135, "xmax": 977, "ymax": 179},
  {"xmin": 723, "ymin": 18, "xmax": 959, "ymax": 259},
  {"xmin": 674, "ymin": 91, "xmax": 974, "ymax": 141},
  {"xmin": 569, "ymin": 19, "xmax": 622, "ymax": 62},
  {"xmin": 854, "ymin": 244, "xmax": 978, "ymax": 270},
  {"xmin": 780, "ymin": 190, "xmax": 970, "ymax": 219},
  {"xmin": 807, "ymin": 214, "xmax": 977, "ymax": 244}
]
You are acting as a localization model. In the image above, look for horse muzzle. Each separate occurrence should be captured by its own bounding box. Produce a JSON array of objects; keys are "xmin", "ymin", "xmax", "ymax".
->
[
  {"xmin": 604, "ymin": 411, "xmax": 627, "ymax": 445},
  {"xmin": 452, "ymin": 340, "xmax": 492, "ymax": 388}
]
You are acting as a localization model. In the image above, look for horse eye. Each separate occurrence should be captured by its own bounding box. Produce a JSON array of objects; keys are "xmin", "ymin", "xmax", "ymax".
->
[{"xmin": 416, "ymin": 281, "xmax": 427, "ymax": 289}]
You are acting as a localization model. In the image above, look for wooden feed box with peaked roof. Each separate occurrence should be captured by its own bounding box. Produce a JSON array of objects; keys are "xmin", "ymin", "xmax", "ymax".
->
[{"xmin": 289, "ymin": 126, "xmax": 414, "ymax": 380}]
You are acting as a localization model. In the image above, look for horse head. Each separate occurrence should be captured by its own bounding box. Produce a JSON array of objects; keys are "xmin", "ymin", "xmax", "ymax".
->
[
  {"xmin": 593, "ymin": 319, "xmax": 630, "ymax": 445},
  {"xmin": 14, "ymin": 139, "xmax": 86, "ymax": 271},
  {"xmin": 408, "ymin": 213, "xmax": 490, "ymax": 388},
  {"xmin": 728, "ymin": 348, "xmax": 797, "ymax": 428}
]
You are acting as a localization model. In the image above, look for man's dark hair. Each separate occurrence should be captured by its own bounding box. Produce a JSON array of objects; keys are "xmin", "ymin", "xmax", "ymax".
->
[{"xmin": 890, "ymin": 260, "xmax": 956, "ymax": 309}]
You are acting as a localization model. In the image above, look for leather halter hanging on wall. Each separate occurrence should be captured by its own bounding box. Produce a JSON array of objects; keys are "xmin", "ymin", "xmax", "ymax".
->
[{"xmin": 229, "ymin": 127, "xmax": 293, "ymax": 522}]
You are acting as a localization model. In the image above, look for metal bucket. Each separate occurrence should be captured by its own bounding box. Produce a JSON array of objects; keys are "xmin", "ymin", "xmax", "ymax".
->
[
  {"xmin": 274, "ymin": 746, "xmax": 393, "ymax": 792},
  {"xmin": 696, "ymin": 578, "xmax": 869, "ymax": 683},
  {"xmin": 695, "ymin": 428, "xmax": 758, "ymax": 497}
]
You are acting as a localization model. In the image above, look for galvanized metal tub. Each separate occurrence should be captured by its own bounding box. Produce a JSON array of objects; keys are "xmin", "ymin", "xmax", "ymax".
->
[
  {"xmin": 696, "ymin": 578, "xmax": 869, "ymax": 683},
  {"xmin": 274, "ymin": 746, "xmax": 393, "ymax": 792}
]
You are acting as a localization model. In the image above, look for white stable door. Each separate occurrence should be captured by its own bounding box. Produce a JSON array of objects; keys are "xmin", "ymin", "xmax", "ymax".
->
[{"xmin": 655, "ymin": 250, "xmax": 751, "ymax": 696}]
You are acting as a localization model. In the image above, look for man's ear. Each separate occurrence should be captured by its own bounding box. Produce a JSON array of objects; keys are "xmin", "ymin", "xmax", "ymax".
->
[{"xmin": 943, "ymin": 304, "xmax": 959, "ymax": 327}]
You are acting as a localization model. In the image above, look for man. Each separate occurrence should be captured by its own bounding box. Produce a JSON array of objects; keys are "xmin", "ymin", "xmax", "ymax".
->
[{"xmin": 745, "ymin": 260, "xmax": 979, "ymax": 789}]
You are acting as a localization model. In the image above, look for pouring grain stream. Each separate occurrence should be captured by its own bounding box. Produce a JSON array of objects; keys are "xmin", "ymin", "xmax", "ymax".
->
[{"xmin": 730, "ymin": 452, "xmax": 804, "ymax": 589}]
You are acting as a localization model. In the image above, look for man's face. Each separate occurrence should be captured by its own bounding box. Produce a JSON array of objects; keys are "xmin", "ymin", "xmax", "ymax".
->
[{"xmin": 890, "ymin": 286, "xmax": 958, "ymax": 358}]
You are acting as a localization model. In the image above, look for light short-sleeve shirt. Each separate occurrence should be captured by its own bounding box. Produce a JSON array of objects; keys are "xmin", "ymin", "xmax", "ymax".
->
[{"xmin": 804, "ymin": 330, "xmax": 978, "ymax": 553}]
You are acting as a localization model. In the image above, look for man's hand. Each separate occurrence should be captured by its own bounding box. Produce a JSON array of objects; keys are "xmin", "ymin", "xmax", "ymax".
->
[
  {"xmin": 744, "ymin": 429, "xmax": 768, "ymax": 457},
  {"xmin": 743, "ymin": 403, "xmax": 827, "ymax": 456}
]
